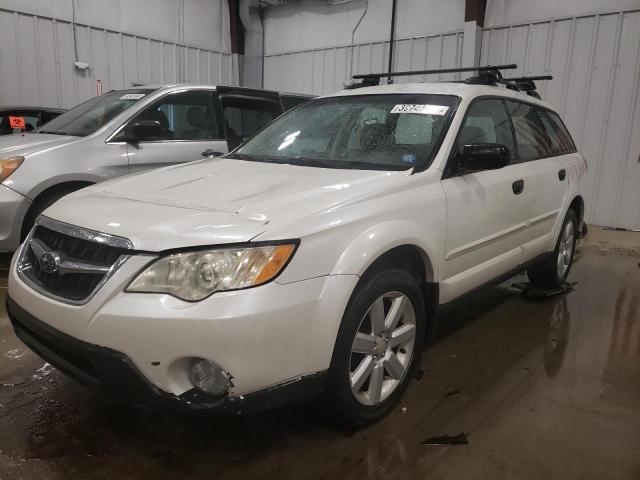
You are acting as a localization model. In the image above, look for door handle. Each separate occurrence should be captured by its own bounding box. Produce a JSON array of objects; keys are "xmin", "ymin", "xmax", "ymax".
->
[
  {"xmin": 558, "ymin": 169, "xmax": 566, "ymax": 181},
  {"xmin": 512, "ymin": 179, "xmax": 525, "ymax": 195},
  {"xmin": 201, "ymin": 149, "xmax": 223, "ymax": 158}
]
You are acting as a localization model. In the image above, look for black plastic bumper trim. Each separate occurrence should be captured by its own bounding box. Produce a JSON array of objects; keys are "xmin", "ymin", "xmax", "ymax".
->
[{"xmin": 6, "ymin": 296, "xmax": 327, "ymax": 415}]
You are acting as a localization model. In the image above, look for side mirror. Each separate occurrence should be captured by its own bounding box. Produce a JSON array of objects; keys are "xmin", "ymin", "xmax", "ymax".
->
[
  {"xmin": 128, "ymin": 120, "xmax": 165, "ymax": 142},
  {"xmin": 457, "ymin": 143, "xmax": 510, "ymax": 172}
]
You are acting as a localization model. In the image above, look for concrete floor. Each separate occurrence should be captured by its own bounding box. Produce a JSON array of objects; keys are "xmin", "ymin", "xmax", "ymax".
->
[{"xmin": 0, "ymin": 230, "xmax": 638, "ymax": 479}]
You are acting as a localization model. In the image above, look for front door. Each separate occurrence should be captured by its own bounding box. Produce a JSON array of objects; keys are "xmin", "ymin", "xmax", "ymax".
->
[
  {"xmin": 440, "ymin": 98, "xmax": 530, "ymax": 303},
  {"xmin": 124, "ymin": 89, "xmax": 228, "ymax": 173}
]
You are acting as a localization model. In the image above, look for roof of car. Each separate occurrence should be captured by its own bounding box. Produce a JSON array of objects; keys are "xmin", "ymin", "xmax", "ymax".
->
[
  {"xmin": 125, "ymin": 84, "xmax": 313, "ymax": 98},
  {"xmin": 328, "ymin": 81, "xmax": 554, "ymax": 111},
  {"xmin": 0, "ymin": 106, "xmax": 66, "ymax": 113}
]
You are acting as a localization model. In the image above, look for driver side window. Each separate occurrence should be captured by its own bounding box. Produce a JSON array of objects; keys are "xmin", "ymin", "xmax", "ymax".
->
[
  {"xmin": 457, "ymin": 99, "xmax": 516, "ymax": 163},
  {"xmin": 132, "ymin": 90, "xmax": 218, "ymax": 141}
]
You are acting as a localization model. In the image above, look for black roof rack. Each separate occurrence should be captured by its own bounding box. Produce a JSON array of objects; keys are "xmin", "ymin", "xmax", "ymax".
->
[
  {"xmin": 351, "ymin": 64, "xmax": 516, "ymax": 85},
  {"xmin": 502, "ymin": 75, "xmax": 553, "ymax": 99},
  {"xmin": 347, "ymin": 64, "xmax": 552, "ymax": 99}
]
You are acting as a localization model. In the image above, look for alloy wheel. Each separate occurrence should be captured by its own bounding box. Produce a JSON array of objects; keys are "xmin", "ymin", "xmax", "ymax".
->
[
  {"xmin": 349, "ymin": 291, "xmax": 417, "ymax": 406},
  {"xmin": 557, "ymin": 221, "xmax": 574, "ymax": 278}
]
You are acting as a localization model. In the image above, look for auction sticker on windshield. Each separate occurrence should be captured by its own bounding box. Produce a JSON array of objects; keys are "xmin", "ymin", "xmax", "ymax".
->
[
  {"xmin": 120, "ymin": 93, "xmax": 146, "ymax": 100},
  {"xmin": 390, "ymin": 104, "xmax": 449, "ymax": 115}
]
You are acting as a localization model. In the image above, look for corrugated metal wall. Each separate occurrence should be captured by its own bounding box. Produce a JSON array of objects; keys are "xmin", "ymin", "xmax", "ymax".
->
[
  {"xmin": 264, "ymin": 31, "xmax": 464, "ymax": 96},
  {"xmin": 0, "ymin": 8, "xmax": 235, "ymax": 109},
  {"xmin": 481, "ymin": 9, "xmax": 640, "ymax": 230}
]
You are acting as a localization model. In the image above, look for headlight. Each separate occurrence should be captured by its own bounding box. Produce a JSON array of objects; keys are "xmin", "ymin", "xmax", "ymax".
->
[
  {"xmin": 0, "ymin": 156, "xmax": 24, "ymax": 182},
  {"xmin": 126, "ymin": 242, "xmax": 297, "ymax": 301}
]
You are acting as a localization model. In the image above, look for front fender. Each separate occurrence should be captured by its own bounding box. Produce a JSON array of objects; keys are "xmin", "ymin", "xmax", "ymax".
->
[
  {"xmin": 27, "ymin": 173, "xmax": 102, "ymax": 200},
  {"xmin": 330, "ymin": 219, "xmax": 441, "ymax": 281}
]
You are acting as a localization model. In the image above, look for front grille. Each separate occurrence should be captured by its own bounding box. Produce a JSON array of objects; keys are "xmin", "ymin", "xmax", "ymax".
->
[{"xmin": 18, "ymin": 217, "xmax": 133, "ymax": 303}]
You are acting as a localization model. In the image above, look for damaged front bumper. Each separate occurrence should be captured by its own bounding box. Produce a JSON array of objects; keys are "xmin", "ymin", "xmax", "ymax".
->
[{"xmin": 6, "ymin": 297, "xmax": 327, "ymax": 415}]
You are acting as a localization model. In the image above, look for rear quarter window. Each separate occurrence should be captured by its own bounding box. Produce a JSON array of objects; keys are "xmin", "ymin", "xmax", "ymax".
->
[
  {"xmin": 505, "ymin": 100, "xmax": 552, "ymax": 162},
  {"xmin": 537, "ymin": 109, "xmax": 576, "ymax": 155}
]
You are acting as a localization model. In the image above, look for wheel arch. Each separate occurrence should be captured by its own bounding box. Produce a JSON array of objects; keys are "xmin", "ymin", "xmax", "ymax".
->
[
  {"xmin": 330, "ymin": 220, "xmax": 439, "ymax": 283},
  {"xmin": 360, "ymin": 244, "xmax": 434, "ymax": 285},
  {"xmin": 20, "ymin": 180, "xmax": 95, "ymax": 239},
  {"xmin": 569, "ymin": 195, "xmax": 584, "ymax": 225},
  {"xmin": 331, "ymin": 221, "xmax": 440, "ymax": 341}
]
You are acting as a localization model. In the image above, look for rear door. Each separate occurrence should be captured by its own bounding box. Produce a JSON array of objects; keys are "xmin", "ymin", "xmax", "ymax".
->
[
  {"xmin": 504, "ymin": 100, "xmax": 569, "ymax": 260},
  {"xmin": 216, "ymin": 87, "xmax": 284, "ymax": 150},
  {"xmin": 440, "ymin": 98, "xmax": 530, "ymax": 303},
  {"xmin": 124, "ymin": 89, "xmax": 228, "ymax": 173}
]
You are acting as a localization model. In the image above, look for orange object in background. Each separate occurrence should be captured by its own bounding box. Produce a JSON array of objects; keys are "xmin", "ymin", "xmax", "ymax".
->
[{"xmin": 9, "ymin": 116, "xmax": 26, "ymax": 129}]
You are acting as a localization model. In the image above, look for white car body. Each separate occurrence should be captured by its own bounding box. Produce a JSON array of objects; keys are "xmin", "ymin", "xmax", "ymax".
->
[{"xmin": 7, "ymin": 82, "xmax": 587, "ymax": 414}]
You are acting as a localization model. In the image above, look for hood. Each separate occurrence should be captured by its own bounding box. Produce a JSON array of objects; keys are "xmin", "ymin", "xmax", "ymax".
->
[
  {"xmin": 0, "ymin": 133, "xmax": 77, "ymax": 158},
  {"xmin": 46, "ymin": 158, "xmax": 407, "ymax": 251}
]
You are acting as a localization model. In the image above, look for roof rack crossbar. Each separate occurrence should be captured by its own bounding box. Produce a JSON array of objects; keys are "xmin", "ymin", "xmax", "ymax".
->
[
  {"xmin": 503, "ymin": 75, "xmax": 553, "ymax": 82},
  {"xmin": 501, "ymin": 75, "xmax": 554, "ymax": 98},
  {"xmin": 352, "ymin": 64, "xmax": 517, "ymax": 81},
  {"xmin": 346, "ymin": 65, "xmax": 553, "ymax": 99}
]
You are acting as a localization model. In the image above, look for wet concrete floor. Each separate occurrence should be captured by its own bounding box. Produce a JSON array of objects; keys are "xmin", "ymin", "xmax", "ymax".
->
[{"xmin": 0, "ymin": 239, "xmax": 639, "ymax": 479}]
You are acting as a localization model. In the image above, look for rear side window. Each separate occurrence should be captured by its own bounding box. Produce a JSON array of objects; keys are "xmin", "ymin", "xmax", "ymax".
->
[
  {"xmin": 505, "ymin": 101, "xmax": 553, "ymax": 161},
  {"xmin": 458, "ymin": 99, "xmax": 516, "ymax": 162},
  {"xmin": 536, "ymin": 109, "xmax": 576, "ymax": 155}
]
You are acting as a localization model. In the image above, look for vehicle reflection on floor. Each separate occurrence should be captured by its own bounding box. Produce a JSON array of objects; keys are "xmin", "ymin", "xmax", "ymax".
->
[{"xmin": 0, "ymin": 246, "xmax": 638, "ymax": 480}]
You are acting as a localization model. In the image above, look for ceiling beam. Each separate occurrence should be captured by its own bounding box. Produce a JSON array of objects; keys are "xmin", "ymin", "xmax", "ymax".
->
[
  {"xmin": 228, "ymin": 0, "xmax": 244, "ymax": 55},
  {"xmin": 465, "ymin": 0, "xmax": 487, "ymax": 27}
]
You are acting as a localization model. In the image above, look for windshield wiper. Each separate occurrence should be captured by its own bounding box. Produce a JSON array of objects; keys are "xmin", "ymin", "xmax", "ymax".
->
[
  {"xmin": 228, "ymin": 152, "xmax": 262, "ymax": 162},
  {"xmin": 230, "ymin": 153, "xmax": 330, "ymax": 167},
  {"xmin": 229, "ymin": 153, "xmax": 298, "ymax": 166},
  {"xmin": 37, "ymin": 130, "xmax": 70, "ymax": 136},
  {"xmin": 268, "ymin": 156, "xmax": 394, "ymax": 170},
  {"xmin": 289, "ymin": 157, "xmax": 343, "ymax": 169},
  {"xmin": 229, "ymin": 153, "xmax": 408, "ymax": 171}
]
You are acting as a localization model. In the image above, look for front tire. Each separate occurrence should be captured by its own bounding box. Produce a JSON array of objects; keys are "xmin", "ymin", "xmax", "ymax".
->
[
  {"xmin": 528, "ymin": 209, "xmax": 578, "ymax": 288},
  {"xmin": 20, "ymin": 187, "xmax": 81, "ymax": 241},
  {"xmin": 326, "ymin": 268, "xmax": 426, "ymax": 428}
]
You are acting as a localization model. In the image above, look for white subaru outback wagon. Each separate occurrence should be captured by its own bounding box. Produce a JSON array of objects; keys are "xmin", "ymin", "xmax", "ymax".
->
[{"xmin": 7, "ymin": 66, "xmax": 586, "ymax": 426}]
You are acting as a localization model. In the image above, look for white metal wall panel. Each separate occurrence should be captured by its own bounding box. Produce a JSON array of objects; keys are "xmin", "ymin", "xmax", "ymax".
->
[
  {"xmin": 0, "ymin": 8, "xmax": 235, "ymax": 109},
  {"xmin": 481, "ymin": 10, "xmax": 640, "ymax": 230},
  {"xmin": 264, "ymin": 31, "xmax": 464, "ymax": 96}
]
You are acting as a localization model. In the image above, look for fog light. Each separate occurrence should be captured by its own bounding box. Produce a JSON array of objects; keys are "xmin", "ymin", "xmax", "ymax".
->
[{"xmin": 190, "ymin": 359, "xmax": 230, "ymax": 396}]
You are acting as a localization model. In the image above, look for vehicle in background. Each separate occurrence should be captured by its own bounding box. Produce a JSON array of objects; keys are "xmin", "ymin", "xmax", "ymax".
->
[
  {"xmin": 0, "ymin": 85, "xmax": 313, "ymax": 252},
  {"xmin": 0, "ymin": 107, "xmax": 65, "ymax": 135}
]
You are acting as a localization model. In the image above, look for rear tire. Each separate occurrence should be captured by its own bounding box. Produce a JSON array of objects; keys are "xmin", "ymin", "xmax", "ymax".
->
[
  {"xmin": 527, "ymin": 209, "xmax": 578, "ymax": 288},
  {"xmin": 326, "ymin": 268, "xmax": 426, "ymax": 428}
]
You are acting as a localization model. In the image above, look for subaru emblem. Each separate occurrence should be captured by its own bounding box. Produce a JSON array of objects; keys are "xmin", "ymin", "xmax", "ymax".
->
[{"xmin": 39, "ymin": 251, "xmax": 62, "ymax": 274}]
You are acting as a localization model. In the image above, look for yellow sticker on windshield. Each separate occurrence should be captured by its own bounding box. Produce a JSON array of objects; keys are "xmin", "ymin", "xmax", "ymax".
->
[{"xmin": 390, "ymin": 104, "xmax": 449, "ymax": 115}]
